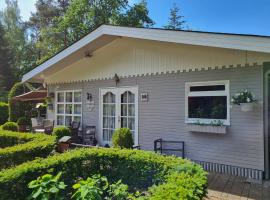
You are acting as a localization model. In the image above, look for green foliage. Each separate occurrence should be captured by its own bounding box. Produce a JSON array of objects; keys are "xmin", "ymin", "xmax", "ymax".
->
[
  {"xmin": 164, "ymin": 3, "xmax": 186, "ymax": 30},
  {"xmin": 53, "ymin": 126, "xmax": 71, "ymax": 140},
  {"xmin": 72, "ymin": 174, "xmax": 108, "ymax": 200},
  {"xmin": 2, "ymin": 122, "xmax": 18, "ymax": 132},
  {"xmin": 0, "ymin": 23, "xmax": 16, "ymax": 92},
  {"xmin": 17, "ymin": 116, "xmax": 31, "ymax": 126},
  {"xmin": 0, "ymin": 102, "xmax": 8, "ymax": 125},
  {"xmin": 8, "ymin": 82, "xmax": 35, "ymax": 122},
  {"xmin": 231, "ymin": 89, "xmax": 256, "ymax": 105},
  {"xmin": 0, "ymin": 131, "xmax": 56, "ymax": 170},
  {"xmin": 28, "ymin": 172, "xmax": 67, "ymax": 200},
  {"xmin": 112, "ymin": 128, "xmax": 134, "ymax": 149},
  {"xmin": 0, "ymin": 148, "xmax": 207, "ymax": 200}
]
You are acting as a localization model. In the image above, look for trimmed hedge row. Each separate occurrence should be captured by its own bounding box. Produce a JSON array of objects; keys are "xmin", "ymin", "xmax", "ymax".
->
[
  {"xmin": 0, "ymin": 131, "xmax": 56, "ymax": 170},
  {"xmin": 0, "ymin": 148, "xmax": 207, "ymax": 200},
  {"xmin": 0, "ymin": 102, "xmax": 8, "ymax": 125}
]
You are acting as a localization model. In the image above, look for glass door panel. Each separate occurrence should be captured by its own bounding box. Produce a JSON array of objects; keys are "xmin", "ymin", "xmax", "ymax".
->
[
  {"xmin": 102, "ymin": 91, "xmax": 116, "ymax": 142},
  {"xmin": 120, "ymin": 91, "xmax": 136, "ymax": 141}
]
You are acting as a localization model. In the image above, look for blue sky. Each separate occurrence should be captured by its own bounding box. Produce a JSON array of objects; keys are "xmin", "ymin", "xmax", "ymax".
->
[{"xmin": 0, "ymin": 0, "xmax": 269, "ymax": 36}]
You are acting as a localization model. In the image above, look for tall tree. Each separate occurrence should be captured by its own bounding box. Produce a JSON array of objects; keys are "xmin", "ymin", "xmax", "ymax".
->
[
  {"xmin": 51, "ymin": 0, "xmax": 154, "ymax": 54},
  {"xmin": 0, "ymin": 23, "xmax": 16, "ymax": 92},
  {"xmin": 164, "ymin": 3, "xmax": 185, "ymax": 30},
  {"xmin": 0, "ymin": 0, "xmax": 26, "ymax": 77},
  {"xmin": 27, "ymin": 0, "xmax": 70, "ymax": 59}
]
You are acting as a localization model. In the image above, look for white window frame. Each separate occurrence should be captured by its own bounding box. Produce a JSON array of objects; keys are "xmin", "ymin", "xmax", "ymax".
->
[
  {"xmin": 185, "ymin": 80, "xmax": 230, "ymax": 125},
  {"xmin": 55, "ymin": 90, "xmax": 82, "ymax": 126}
]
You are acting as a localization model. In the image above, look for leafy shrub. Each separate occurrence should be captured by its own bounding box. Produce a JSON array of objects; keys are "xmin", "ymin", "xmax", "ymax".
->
[
  {"xmin": 28, "ymin": 172, "xmax": 66, "ymax": 200},
  {"xmin": 8, "ymin": 82, "xmax": 36, "ymax": 122},
  {"xmin": 112, "ymin": 128, "xmax": 134, "ymax": 149},
  {"xmin": 53, "ymin": 126, "xmax": 71, "ymax": 140},
  {"xmin": 17, "ymin": 117, "xmax": 31, "ymax": 126},
  {"xmin": 0, "ymin": 131, "xmax": 56, "ymax": 169},
  {"xmin": 2, "ymin": 122, "xmax": 18, "ymax": 132},
  {"xmin": 0, "ymin": 148, "xmax": 207, "ymax": 200},
  {"xmin": 0, "ymin": 102, "xmax": 8, "ymax": 125}
]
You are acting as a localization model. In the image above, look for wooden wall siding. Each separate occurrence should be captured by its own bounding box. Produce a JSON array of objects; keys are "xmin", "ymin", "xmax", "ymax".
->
[
  {"xmin": 48, "ymin": 66, "xmax": 264, "ymax": 171},
  {"xmin": 45, "ymin": 38, "xmax": 270, "ymax": 84}
]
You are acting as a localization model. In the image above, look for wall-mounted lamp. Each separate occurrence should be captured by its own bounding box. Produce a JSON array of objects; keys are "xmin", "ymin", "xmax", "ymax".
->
[
  {"xmin": 87, "ymin": 93, "xmax": 92, "ymax": 102},
  {"xmin": 86, "ymin": 92, "xmax": 94, "ymax": 111},
  {"xmin": 114, "ymin": 73, "xmax": 120, "ymax": 85}
]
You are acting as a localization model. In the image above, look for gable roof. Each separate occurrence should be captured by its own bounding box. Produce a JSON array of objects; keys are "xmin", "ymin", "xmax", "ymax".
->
[{"xmin": 22, "ymin": 25, "xmax": 270, "ymax": 83}]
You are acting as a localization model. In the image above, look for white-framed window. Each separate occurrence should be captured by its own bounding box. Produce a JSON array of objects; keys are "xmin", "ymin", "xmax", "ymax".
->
[
  {"xmin": 55, "ymin": 90, "xmax": 82, "ymax": 126},
  {"xmin": 185, "ymin": 80, "xmax": 230, "ymax": 125}
]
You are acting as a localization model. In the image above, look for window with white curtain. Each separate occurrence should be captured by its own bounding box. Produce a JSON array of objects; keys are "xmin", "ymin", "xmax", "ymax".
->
[
  {"xmin": 56, "ymin": 90, "xmax": 82, "ymax": 126},
  {"xmin": 185, "ymin": 80, "xmax": 230, "ymax": 125}
]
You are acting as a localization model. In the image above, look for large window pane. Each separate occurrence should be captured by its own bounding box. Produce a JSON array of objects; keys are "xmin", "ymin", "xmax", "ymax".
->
[
  {"xmin": 128, "ymin": 104, "xmax": 135, "ymax": 116},
  {"xmin": 74, "ymin": 104, "xmax": 82, "ymax": 115},
  {"xmin": 188, "ymin": 96, "xmax": 227, "ymax": 119},
  {"xmin": 65, "ymin": 116, "xmax": 72, "ymax": 126},
  {"xmin": 66, "ymin": 92, "xmax": 73, "ymax": 102},
  {"xmin": 74, "ymin": 116, "xmax": 81, "ymax": 123},
  {"xmin": 103, "ymin": 104, "xmax": 115, "ymax": 116},
  {"xmin": 103, "ymin": 92, "xmax": 115, "ymax": 103},
  {"xmin": 74, "ymin": 92, "xmax": 82, "ymax": 102},
  {"xmin": 128, "ymin": 92, "xmax": 135, "ymax": 103},
  {"xmin": 57, "ymin": 92, "xmax": 64, "ymax": 102},
  {"xmin": 57, "ymin": 116, "xmax": 64, "ymax": 125},
  {"xmin": 57, "ymin": 104, "xmax": 64, "ymax": 114},
  {"xmin": 121, "ymin": 104, "xmax": 127, "ymax": 116},
  {"xmin": 65, "ymin": 104, "xmax": 73, "ymax": 114}
]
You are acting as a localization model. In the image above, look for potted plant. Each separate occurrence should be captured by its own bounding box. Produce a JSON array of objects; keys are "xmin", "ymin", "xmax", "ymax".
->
[
  {"xmin": 231, "ymin": 89, "xmax": 256, "ymax": 112},
  {"xmin": 17, "ymin": 117, "xmax": 31, "ymax": 132},
  {"xmin": 53, "ymin": 126, "xmax": 71, "ymax": 152}
]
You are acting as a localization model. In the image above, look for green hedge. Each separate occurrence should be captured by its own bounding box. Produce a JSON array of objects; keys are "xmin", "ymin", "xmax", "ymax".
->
[
  {"xmin": 0, "ymin": 131, "xmax": 56, "ymax": 170},
  {"xmin": 0, "ymin": 148, "xmax": 207, "ymax": 200},
  {"xmin": 53, "ymin": 126, "xmax": 71, "ymax": 140},
  {"xmin": 1, "ymin": 122, "xmax": 18, "ymax": 132},
  {"xmin": 0, "ymin": 102, "xmax": 8, "ymax": 125}
]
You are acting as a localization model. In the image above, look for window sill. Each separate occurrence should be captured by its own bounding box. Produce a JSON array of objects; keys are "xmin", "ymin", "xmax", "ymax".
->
[{"xmin": 186, "ymin": 123, "xmax": 227, "ymax": 134}]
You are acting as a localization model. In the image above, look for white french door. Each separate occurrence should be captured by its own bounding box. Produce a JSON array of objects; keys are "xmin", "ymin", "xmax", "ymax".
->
[{"xmin": 100, "ymin": 87, "xmax": 138, "ymax": 146}]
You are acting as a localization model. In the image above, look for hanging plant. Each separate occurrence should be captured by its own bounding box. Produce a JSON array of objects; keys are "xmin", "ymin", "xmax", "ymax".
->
[{"xmin": 231, "ymin": 89, "xmax": 256, "ymax": 112}]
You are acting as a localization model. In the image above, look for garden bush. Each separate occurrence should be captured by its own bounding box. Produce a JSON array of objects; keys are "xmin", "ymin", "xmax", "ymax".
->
[
  {"xmin": 112, "ymin": 128, "xmax": 134, "ymax": 149},
  {"xmin": 53, "ymin": 126, "xmax": 71, "ymax": 140},
  {"xmin": 0, "ymin": 148, "xmax": 207, "ymax": 200},
  {"xmin": 1, "ymin": 122, "xmax": 18, "ymax": 132},
  {"xmin": 8, "ymin": 82, "xmax": 36, "ymax": 122},
  {"xmin": 17, "ymin": 117, "xmax": 31, "ymax": 126},
  {"xmin": 0, "ymin": 102, "xmax": 8, "ymax": 125},
  {"xmin": 0, "ymin": 131, "xmax": 56, "ymax": 170}
]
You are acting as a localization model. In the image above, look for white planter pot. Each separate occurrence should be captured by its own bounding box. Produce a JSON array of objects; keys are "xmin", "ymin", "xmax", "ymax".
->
[
  {"xmin": 240, "ymin": 103, "xmax": 254, "ymax": 112},
  {"xmin": 187, "ymin": 124, "xmax": 227, "ymax": 134}
]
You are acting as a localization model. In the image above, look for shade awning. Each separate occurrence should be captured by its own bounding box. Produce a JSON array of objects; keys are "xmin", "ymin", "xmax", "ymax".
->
[{"xmin": 12, "ymin": 89, "xmax": 47, "ymax": 102}]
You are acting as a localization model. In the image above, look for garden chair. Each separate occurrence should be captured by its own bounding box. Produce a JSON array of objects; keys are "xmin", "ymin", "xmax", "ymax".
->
[
  {"xmin": 43, "ymin": 120, "xmax": 54, "ymax": 135},
  {"xmin": 31, "ymin": 118, "xmax": 43, "ymax": 132},
  {"xmin": 70, "ymin": 121, "xmax": 81, "ymax": 143},
  {"xmin": 83, "ymin": 126, "xmax": 97, "ymax": 145}
]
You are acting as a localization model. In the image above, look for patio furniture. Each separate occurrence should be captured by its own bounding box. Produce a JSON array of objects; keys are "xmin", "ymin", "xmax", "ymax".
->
[
  {"xmin": 154, "ymin": 138, "xmax": 185, "ymax": 158},
  {"xmin": 31, "ymin": 117, "xmax": 44, "ymax": 132},
  {"xmin": 70, "ymin": 121, "xmax": 81, "ymax": 143},
  {"xmin": 43, "ymin": 120, "xmax": 55, "ymax": 135},
  {"xmin": 32, "ymin": 119, "xmax": 54, "ymax": 135},
  {"xmin": 83, "ymin": 126, "xmax": 97, "ymax": 145}
]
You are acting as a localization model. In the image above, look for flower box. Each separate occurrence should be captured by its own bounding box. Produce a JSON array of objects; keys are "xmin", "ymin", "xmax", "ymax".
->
[
  {"xmin": 240, "ymin": 103, "xmax": 254, "ymax": 112},
  {"xmin": 187, "ymin": 124, "xmax": 227, "ymax": 134}
]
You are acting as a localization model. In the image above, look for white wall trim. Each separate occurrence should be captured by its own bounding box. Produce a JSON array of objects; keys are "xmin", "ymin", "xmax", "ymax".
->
[
  {"xmin": 45, "ymin": 64, "xmax": 259, "ymax": 85},
  {"xmin": 22, "ymin": 24, "xmax": 270, "ymax": 83}
]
